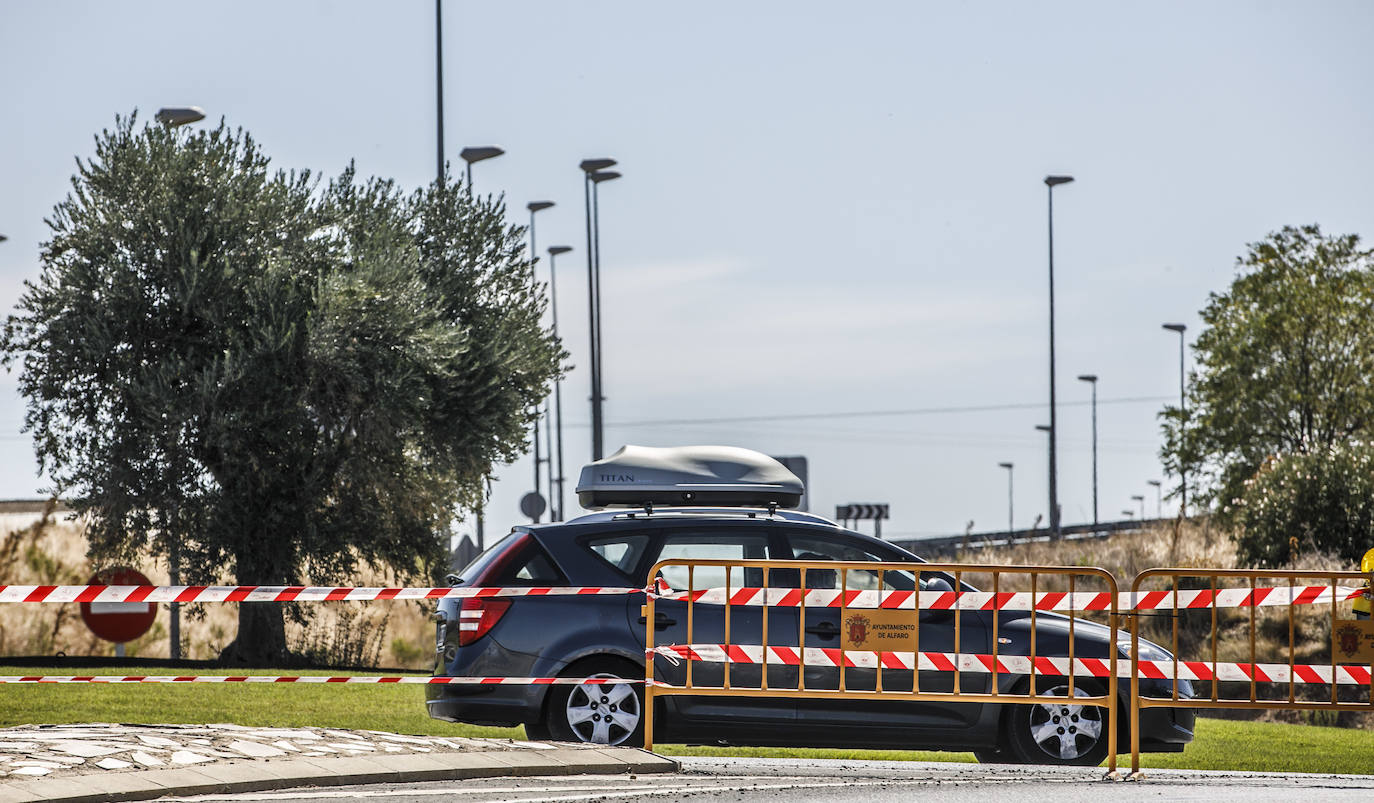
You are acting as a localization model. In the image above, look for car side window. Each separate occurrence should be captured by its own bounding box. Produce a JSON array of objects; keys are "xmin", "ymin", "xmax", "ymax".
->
[
  {"xmin": 651, "ymin": 532, "xmax": 771, "ymax": 590},
  {"xmin": 783, "ymin": 534, "xmax": 915, "ymax": 591},
  {"xmin": 582, "ymin": 533, "xmax": 652, "ymax": 579}
]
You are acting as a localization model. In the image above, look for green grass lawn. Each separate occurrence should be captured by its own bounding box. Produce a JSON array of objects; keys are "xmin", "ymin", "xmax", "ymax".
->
[{"xmin": 3, "ymin": 667, "xmax": 1370, "ymax": 775}]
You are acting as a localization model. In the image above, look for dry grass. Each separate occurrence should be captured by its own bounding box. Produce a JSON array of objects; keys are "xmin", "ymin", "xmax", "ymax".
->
[
  {"xmin": 0, "ymin": 508, "xmax": 435, "ymax": 670},
  {"xmin": 952, "ymin": 520, "xmax": 1371, "ymax": 727}
]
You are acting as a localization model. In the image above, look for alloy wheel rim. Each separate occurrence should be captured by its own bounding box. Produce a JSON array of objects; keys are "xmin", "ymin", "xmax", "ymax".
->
[
  {"xmin": 564, "ymin": 673, "xmax": 640, "ymax": 745},
  {"xmin": 1028, "ymin": 685, "xmax": 1103, "ymax": 760}
]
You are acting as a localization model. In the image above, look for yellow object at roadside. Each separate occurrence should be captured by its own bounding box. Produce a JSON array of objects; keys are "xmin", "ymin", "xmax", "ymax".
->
[{"xmin": 1356, "ymin": 547, "xmax": 1373, "ymax": 619}]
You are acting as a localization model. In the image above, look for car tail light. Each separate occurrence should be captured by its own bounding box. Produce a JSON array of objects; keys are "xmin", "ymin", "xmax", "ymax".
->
[{"xmin": 457, "ymin": 597, "xmax": 511, "ymax": 646}]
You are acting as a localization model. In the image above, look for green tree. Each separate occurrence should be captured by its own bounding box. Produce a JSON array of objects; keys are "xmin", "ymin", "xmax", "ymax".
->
[
  {"xmin": 1229, "ymin": 444, "xmax": 1374, "ymax": 567},
  {"xmin": 1, "ymin": 115, "xmax": 562, "ymax": 663},
  {"xmin": 1162, "ymin": 225, "xmax": 1374, "ymax": 559}
]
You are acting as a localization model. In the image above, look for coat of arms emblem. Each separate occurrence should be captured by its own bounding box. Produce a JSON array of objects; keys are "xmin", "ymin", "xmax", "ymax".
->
[
  {"xmin": 1336, "ymin": 623, "xmax": 1362, "ymax": 660},
  {"xmin": 845, "ymin": 614, "xmax": 870, "ymax": 646}
]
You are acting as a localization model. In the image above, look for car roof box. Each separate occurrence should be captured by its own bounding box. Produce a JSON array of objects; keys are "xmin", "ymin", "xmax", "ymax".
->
[{"xmin": 576, "ymin": 445, "xmax": 804, "ymax": 510}]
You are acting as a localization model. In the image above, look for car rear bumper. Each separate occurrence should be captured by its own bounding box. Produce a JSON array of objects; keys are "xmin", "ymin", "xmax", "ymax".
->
[{"xmin": 425, "ymin": 683, "xmax": 542, "ymax": 727}]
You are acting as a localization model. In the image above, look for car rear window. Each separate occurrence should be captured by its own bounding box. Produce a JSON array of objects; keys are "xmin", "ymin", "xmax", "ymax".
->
[
  {"xmin": 458, "ymin": 531, "xmax": 566, "ymax": 586},
  {"xmin": 583, "ymin": 533, "xmax": 652, "ymax": 579}
]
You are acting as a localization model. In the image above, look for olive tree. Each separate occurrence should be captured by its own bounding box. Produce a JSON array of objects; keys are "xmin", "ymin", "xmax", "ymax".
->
[{"xmin": 2, "ymin": 115, "xmax": 562, "ymax": 662}]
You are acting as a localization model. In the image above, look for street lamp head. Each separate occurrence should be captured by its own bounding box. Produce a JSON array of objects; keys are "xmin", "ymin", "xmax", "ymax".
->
[
  {"xmin": 155, "ymin": 106, "xmax": 205, "ymax": 127},
  {"xmin": 1148, "ymin": 480, "xmax": 1162, "ymax": 488},
  {"xmin": 1132, "ymin": 495, "xmax": 1145, "ymax": 502},
  {"xmin": 460, "ymin": 146, "xmax": 504, "ymax": 165},
  {"xmin": 590, "ymin": 170, "xmax": 621, "ymax": 184},
  {"xmin": 1044, "ymin": 175, "xmax": 1075, "ymax": 187},
  {"xmin": 1077, "ymin": 374, "xmax": 1097, "ymax": 384},
  {"xmin": 1123, "ymin": 510, "xmax": 1135, "ymax": 518},
  {"xmin": 0, "ymin": 234, "xmax": 7, "ymax": 243},
  {"xmin": 580, "ymin": 158, "xmax": 616, "ymax": 173},
  {"xmin": 1162, "ymin": 323, "xmax": 1187, "ymax": 334},
  {"xmin": 998, "ymin": 462, "xmax": 1013, "ymax": 470},
  {"xmin": 548, "ymin": 245, "xmax": 573, "ymax": 256},
  {"xmin": 527, "ymin": 201, "xmax": 555, "ymax": 213},
  {"xmin": 1035, "ymin": 424, "xmax": 1051, "ymax": 433}
]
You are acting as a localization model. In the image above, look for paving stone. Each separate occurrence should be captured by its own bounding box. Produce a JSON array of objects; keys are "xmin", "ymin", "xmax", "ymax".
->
[
  {"xmin": 9, "ymin": 766, "xmax": 52, "ymax": 776},
  {"xmin": 94, "ymin": 757, "xmax": 133, "ymax": 770},
  {"xmin": 169, "ymin": 750, "xmax": 214, "ymax": 765},
  {"xmin": 47, "ymin": 741, "xmax": 127, "ymax": 758},
  {"xmin": 130, "ymin": 751, "xmax": 165, "ymax": 767},
  {"xmin": 227, "ymin": 739, "xmax": 287, "ymax": 758}
]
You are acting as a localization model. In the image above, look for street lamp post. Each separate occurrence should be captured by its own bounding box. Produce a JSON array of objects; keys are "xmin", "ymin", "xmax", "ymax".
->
[
  {"xmin": 1044, "ymin": 175, "xmax": 1074, "ymax": 540},
  {"xmin": 547, "ymin": 245, "xmax": 573, "ymax": 521},
  {"xmin": 1163, "ymin": 323, "xmax": 1188, "ymax": 517},
  {"xmin": 1035, "ymin": 424, "xmax": 1054, "ymax": 533},
  {"xmin": 1148, "ymin": 479, "xmax": 1162, "ymax": 519},
  {"xmin": 460, "ymin": 146, "xmax": 504, "ymax": 189},
  {"xmin": 434, "ymin": 0, "xmax": 444, "ymax": 179},
  {"xmin": 1077, "ymin": 374, "xmax": 1099, "ymax": 531},
  {"xmin": 156, "ymin": 105, "xmax": 205, "ymax": 663},
  {"xmin": 525, "ymin": 201, "xmax": 554, "ymax": 521},
  {"xmin": 998, "ymin": 462, "xmax": 1014, "ymax": 536},
  {"xmin": 1132, "ymin": 494, "xmax": 1146, "ymax": 522},
  {"xmin": 579, "ymin": 159, "xmax": 618, "ymax": 460}
]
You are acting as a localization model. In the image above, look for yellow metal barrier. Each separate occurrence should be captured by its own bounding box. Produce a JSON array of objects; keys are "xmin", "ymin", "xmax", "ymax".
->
[
  {"xmin": 1129, "ymin": 567, "xmax": 1374, "ymax": 777},
  {"xmin": 643, "ymin": 558, "xmax": 1121, "ymax": 774}
]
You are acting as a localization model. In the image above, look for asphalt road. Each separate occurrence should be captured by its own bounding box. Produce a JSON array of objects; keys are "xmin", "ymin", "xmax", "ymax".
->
[{"xmin": 162, "ymin": 756, "xmax": 1374, "ymax": 803}]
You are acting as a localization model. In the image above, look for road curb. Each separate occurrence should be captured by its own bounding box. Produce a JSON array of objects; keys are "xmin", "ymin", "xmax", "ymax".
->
[{"xmin": 0, "ymin": 746, "xmax": 679, "ymax": 803}]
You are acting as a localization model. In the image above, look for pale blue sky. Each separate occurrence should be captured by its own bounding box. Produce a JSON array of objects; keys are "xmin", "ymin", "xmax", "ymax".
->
[{"xmin": 2, "ymin": 1, "xmax": 1372, "ymax": 541}]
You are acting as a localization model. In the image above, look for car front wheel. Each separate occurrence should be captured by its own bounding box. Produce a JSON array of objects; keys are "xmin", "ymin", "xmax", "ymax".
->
[
  {"xmin": 1005, "ymin": 682, "xmax": 1110, "ymax": 766},
  {"xmin": 544, "ymin": 663, "xmax": 644, "ymax": 747}
]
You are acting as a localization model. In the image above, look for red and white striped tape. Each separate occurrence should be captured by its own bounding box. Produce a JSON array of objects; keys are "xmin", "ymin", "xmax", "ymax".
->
[
  {"xmin": 0, "ymin": 675, "xmax": 643, "ymax": 685},
  {"xmin": 654, "ymin": 585, "xmax": 1368, "ymax": 612},
  {"xmin": 0, "ymin": 584, "xmax": 641, "ymax": 604},
  {"xmin": 2, "ymin": 582, "xmax": 1365, "ymax": 613},
  {"xmin": 650, "ymin": 644, "xmax": 1373, "ymax": 686}
]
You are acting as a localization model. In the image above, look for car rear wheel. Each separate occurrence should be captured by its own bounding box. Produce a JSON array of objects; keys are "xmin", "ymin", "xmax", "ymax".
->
[
  {"xmin": 544, "ymin": 661, "xmax": 645, "ymax": 747},
  {"xmin": 1005, "ymin": 681, "xmax": 1110, "ymax": 766}
]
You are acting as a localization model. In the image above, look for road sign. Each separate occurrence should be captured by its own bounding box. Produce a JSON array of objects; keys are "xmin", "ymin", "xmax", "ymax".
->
[
  {"xmin": 80, "ymin": 567, "xmax": 156, "ymax": 644},
  {"xmin": 520, "ymin": 492, "xmax": 548, "ymax": 521},
  {"xmin": 836, "ymin": 503, "xmax": 889, "ymax": 520}
]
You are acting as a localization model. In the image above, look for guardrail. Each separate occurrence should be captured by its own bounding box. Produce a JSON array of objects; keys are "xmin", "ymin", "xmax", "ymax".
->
[
  {"xmin": 1128, "ymin": 567, "xmax": 1373, "ymax": 778},
  {"xmin": 641, "ymin": 558, "xmax": 1122, "ymax": 774}
]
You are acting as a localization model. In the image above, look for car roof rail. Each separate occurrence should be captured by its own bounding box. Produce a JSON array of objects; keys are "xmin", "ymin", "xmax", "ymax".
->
[{"xmin": 558, "ymin": 506, "xmax": 839, "ymax": 527}]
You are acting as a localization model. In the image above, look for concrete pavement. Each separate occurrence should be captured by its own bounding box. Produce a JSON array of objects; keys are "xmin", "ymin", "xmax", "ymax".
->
[{"xmin": 0, "ymin": 724, "xmax": 677, "ymax": 802}]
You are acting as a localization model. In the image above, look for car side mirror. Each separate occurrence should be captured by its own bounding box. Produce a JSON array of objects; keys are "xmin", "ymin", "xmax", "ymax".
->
[{"xmin": 923, "ymin": 576, "xmax": 954, "ymax": 593}]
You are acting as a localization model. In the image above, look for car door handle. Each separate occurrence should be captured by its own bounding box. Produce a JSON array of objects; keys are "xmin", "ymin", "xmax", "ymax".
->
[
  {"xmin": 805, "ymin": 622, "xmax": 839, "ymax": 639},
  {"xmin": 637, "ymin": 612, "xmax": 677, "ymax": 630}
]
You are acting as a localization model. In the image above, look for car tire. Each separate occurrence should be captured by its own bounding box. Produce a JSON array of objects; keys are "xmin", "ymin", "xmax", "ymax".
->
[
  {"xmin": 543, "ymin": 659, "xmax": 646, "ymax": 747},
  {"xmin": 1004, "ymin": 679, "xmax": 1111, "ymax": 766},
  {"xmin": 523, "ymin": 721, "xmax": 552, "ymax": 740}
]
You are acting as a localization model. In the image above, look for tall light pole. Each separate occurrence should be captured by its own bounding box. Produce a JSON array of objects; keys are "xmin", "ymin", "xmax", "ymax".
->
[
  {"xmin": 156, "ymin": 105, "xmax": 205, "ymax": 663},
  {"xmin": 998, "ymin": 462, "xmax": 1014, "ymax": 535},
  {"xmin": 434, "ymin": 0, "xmax": 444, "ymax": 179},
  {"xmin": 1163, "ymin": 323, "xmax": 1188, "ymax": 517},
  {"xmin": 1132, "ymin": 494, "xmax": 1146, "ymax": 522},
  {"xmin": 547, "ymin": 245, "xmax": 573, "ymax": 520},
  {"xmin": 525, "ymin": 201, "xmax": 554, "ymax": 521},
  {"xmin": 579, "ymin": 159, "xmax": 618, "ymax": 460},
  {"xmin": 1077, "ymin": 374, "xmax": 1099, "ymax": 531},
  {"xmin": 1044, "ymin": 174, "xmax": 1074, "ymax": 540},
  {"xmin": 461, "ymin": 146, "xmax": 504, "ymax": 189},
  {"xmin": 1148, "ymin": 479, "xmax": 1162, "ymax": 519}
]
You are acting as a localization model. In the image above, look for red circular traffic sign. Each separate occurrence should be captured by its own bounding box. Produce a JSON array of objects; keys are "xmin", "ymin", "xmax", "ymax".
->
[{"xmin": 80, "ymin": 567, "xmax": 157, "ymax": 644}]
